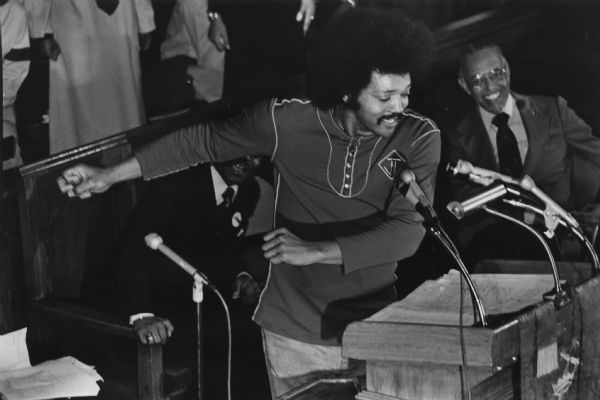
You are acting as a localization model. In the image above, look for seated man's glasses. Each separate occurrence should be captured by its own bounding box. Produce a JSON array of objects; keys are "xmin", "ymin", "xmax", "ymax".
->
[{"xmin": 469, "ymin": 67, "xmax": 507, "ymax": 90}]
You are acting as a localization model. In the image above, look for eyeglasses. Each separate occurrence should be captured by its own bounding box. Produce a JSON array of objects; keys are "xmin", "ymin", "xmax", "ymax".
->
[{"xmin": 468, "ymin": 67, "xmax": 507, "ymax": 90}]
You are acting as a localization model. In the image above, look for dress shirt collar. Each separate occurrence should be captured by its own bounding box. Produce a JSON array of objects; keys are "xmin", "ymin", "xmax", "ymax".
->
[
  {"xmin": 211, "ymin": 165, "xmax": 238, "ymax": 206},
  {"xmin": 478, "ymin": 94, "xmax": 515, "ymax": 131}
]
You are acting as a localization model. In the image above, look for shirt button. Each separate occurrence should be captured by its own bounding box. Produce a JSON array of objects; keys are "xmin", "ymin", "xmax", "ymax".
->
[
  {"xmin": 346, "ymin": 163, "xmax": 351, "ymax": 167},
  {"xmin": 344, "ymin": 184, "xmax": 350, "ymax": 188},
  {"xmin": 345, "ymin": 174, "xmax": 350, "ymax": 178}
]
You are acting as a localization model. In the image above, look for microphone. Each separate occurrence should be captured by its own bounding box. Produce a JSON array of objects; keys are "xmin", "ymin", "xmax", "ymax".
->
[
  {"xmin": 519, "ymin": 176, "xmax": 580, "ymax": 230},
  {"xmin": 145, "ymin": 233, "xmax": 212, "ymax": 287},
  {"xmin": 446, "ymin": 160, "xmax": 520, "ymax": 186},
  {"xmin": 447, "ymin": 182, "xmax": 508, "ymax": 219},
  {"xmin": 396, "ymin": 168, "xmax": 439, "ymax": 225}
]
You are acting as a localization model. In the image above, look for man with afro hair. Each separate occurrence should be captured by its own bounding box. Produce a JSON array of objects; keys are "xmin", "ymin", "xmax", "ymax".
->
[{"xmin": 57, "ymin": 8, "xmax": 440, "ymax": 398}]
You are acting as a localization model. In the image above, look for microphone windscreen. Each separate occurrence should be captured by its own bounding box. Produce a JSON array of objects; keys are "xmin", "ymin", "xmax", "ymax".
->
[
  {"xmin": 398, "ymin": 169, "xmax": 416, "ymax": 184},
  {"xmin": 145, "ymin": 233, "xmax": 163, "ymax": 250}
]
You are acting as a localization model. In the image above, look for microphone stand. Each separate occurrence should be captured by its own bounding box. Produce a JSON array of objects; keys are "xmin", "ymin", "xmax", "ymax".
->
[
  {"xmin": 482, "ymin": 204, "xmax": 568, "ymax": 309},
  {"xmin": 448, "ymin": 160, "xmax": 600, "ymax": 278},
  {"xmin": 569, "ymin": 227, "xmax": 600, "ymax": 274},
  {"xmin": 193, "ymin": 278, "xmax": 205, "ymax": 400},
  {"xmin": 421, "ymin": 217, "xmax": 488, "ymax": 327},
  {"xmin": 503, "ymin": 198, "xmax": 600, "ymax": 276},
  {"xmin": 145, "ymin": 233, "xmax": 211, "ymax": 400},
  {"xmin": 394, "ymin": 172, "xmax": 487, "ymax": 326},
  {"xmin": 517, "ymin": 176, "xmax": 600, "ymax": 274}
]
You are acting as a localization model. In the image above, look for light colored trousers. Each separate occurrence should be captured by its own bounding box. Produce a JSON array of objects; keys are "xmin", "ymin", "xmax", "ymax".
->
[{"xmin": 262, "ymin": 329, "xmax": 365, "ymax": 399}]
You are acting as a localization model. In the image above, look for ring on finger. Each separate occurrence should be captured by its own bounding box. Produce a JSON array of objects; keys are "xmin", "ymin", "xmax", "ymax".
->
[{"xmin": 146, "ymin": 334, "xmax": 154, "ymax": 343}]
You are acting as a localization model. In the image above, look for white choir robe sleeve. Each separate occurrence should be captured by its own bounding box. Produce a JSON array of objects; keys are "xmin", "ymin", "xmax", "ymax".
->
[
  {"xmin": 4, "ymin": 59, "xmax": 30, "ymax": 107},
  {"xmin": 178, "ymin": 0, "xmax": 210, "ymax": 60},
  {"xmin": 21, "ymin": 0, "xmax": 52, "ymax": 39},
  {"xmin": 134, "ymin": 0, "xmax": 156, "ymax": 34},
  {"xmin": 3, "ymin": 2, "xmax": 30, "ymax": 107}
]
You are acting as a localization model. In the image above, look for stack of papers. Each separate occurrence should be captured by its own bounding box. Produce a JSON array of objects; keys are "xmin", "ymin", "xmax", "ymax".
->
[{"xmin": 0, "ymin": 328, "xmax": 103, "ymax": 400}]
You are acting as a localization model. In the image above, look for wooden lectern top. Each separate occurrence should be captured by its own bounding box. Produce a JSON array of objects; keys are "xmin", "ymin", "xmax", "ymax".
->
[{"xmin": 343, "ymin": 271, "xmax": 555, "ymax": 369}]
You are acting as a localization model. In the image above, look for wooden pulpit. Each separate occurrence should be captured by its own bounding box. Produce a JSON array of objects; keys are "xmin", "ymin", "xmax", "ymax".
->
[{"xmin": 342, "ymin": 261, "xmax": 599, "ymax": 400}]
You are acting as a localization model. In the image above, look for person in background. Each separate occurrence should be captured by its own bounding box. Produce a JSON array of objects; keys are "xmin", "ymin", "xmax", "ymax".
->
[
  {"xmin": 160, "ymin": 0, "xmax": 225, "ymax": 105},
  {"xmin": 1, "ymin": 0, "xmax": 30, "ymax": 169},
  {"xmin": 444, "ymin": 43, "xmax": 600, "ymax": 262},
  {"xmin": 104, "ymin": 156, "xmax": 270, "ymax": 399},
  {"xmin": 23, "ymin": 0, "xmax": 155, "ymax": 154},
  {"xmin": 57, "ymin": 8, "xmax": 439, "ymax": 398},
  {"xmin": 118, "ymin": 156, "xmax": 267, "ymax": 340},
  {"xmin": 206, "ymin": 0, "xmax": 319, "ymax": 105}
]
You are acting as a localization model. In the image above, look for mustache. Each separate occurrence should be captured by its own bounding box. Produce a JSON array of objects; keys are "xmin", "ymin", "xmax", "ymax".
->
[{"xmin": 377, "ymin": 114, "xmax": 402, "ymax": 125}]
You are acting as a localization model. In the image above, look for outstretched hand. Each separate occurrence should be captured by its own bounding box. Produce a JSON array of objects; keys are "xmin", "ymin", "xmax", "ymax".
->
[
  {"xmin": 262, "ymin": 227, "xmax": 341, "ymax": 265},
  {"xmin": 56, "ymin": 164, "xmax": 113, "ymax": 199},
  {"xmin": 296, "ymin": 0, "xmax": 316, "ymax": 34},
  {"xmin": 133, "ymin": 316, "xmax": 174, "ymax": 345}
]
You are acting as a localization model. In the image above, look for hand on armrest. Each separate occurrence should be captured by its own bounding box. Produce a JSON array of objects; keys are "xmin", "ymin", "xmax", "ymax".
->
[{"xmin": 132, "ymin": 315, "xmax": 174, "ymax": 345}]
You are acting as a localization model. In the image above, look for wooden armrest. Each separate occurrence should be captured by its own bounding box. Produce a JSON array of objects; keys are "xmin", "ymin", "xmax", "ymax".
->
[
  {"xmin": 32, "ymin": 299, "xmax": 135, "ymax": 339},
  {"xmin": 30, "ymin": 299, "xmax": 191, "ymax": 399}
]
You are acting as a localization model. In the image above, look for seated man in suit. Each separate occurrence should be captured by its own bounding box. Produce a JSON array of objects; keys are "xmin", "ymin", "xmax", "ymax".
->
[
  {"xmin": 444, "ymin": 43, "xmax": 600, "ymax": 262},
  {"xmin": 115, "ymin": 155, "xmax": 271, "ymax": 399}
]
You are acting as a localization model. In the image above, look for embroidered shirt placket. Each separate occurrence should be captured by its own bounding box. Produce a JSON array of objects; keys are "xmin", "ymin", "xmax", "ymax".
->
[
  {"xmin": 342, "ymin": 136, "xmax": 360, "ymax": 196},
  {"xmin": 318, "ymin": 109, "xmax": 381, "ymax": 198}
]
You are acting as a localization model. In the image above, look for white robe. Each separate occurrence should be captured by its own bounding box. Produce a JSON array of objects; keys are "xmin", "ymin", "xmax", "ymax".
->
[
  {"xmin": 160, "ymin": 0, "xmax": 224, "ymax": 102},
  {"xmin": 1, "ymin": 0, "xmax": 30, "ymax": 168},
  {"xmin": 26, "ymin": 0, "xmax": 155, "ymax": 154}
]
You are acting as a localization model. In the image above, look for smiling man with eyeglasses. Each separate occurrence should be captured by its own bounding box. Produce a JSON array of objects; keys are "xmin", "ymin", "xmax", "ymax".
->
[{"xmin": 444, "ymin": 43, "xmax": 600, "ymax": 263}]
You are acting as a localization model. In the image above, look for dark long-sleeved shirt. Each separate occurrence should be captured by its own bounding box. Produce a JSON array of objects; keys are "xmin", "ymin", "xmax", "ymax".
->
[{"xmin": 135, "ymin": 98, "xmax": 441, "ymax": 345}]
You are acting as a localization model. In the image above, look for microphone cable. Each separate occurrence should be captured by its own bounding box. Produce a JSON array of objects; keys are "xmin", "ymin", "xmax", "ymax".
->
[
  {"xmin": 144, "ymin": 233, "xmax": 233, "ymax": 400},
  {"xmin": 459, "ymin": 271, "xmax": 471, "ymax": 400},
  {"xmin": 201, "ymin": 285, "xmax": 233, "ymax": 400},
  {"xmin": 432, "ymin": 227, "xmax": 472, "ymax": 400},
  {"xmin": 394, "ymin": 180, "xmax": 476, "ymax": 399}
]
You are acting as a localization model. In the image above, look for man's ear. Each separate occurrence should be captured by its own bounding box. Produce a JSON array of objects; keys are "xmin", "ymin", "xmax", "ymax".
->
[
  {"xmin": 457, "ymin": 77, "xmax": 471, "ymax": 96},
  {"xmin": 503, "ymin": 58, "xmax": 511, "ymax": 82}
]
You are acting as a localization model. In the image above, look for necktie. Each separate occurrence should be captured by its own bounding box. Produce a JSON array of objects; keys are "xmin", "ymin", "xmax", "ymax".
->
[
  {"xmin": 96, "ymin": 0, "xmax": 119, "ymax": 15},
  {"xmin": 221, "ymin": 187, "xmax": 235, "ymax": 208},
  {"xmin": 492, "ymin": 112, "xmax": 523, "ymax": 177},
  {"xmin": 216, "ymin": 187, "xmax": 235, "ymax": 229}
]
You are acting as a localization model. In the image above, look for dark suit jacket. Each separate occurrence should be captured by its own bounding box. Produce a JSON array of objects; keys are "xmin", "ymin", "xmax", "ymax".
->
[
  {"xmin": 445, "ymin": 93, "xmax": 600, "ymax": 209},
  {"xmin": 100, "ymin": 164, "xmax": 269, "ymax": 399},
  {"xmin": 113, "ymin": 164, "xmax": 262, "ymax": 317}
]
